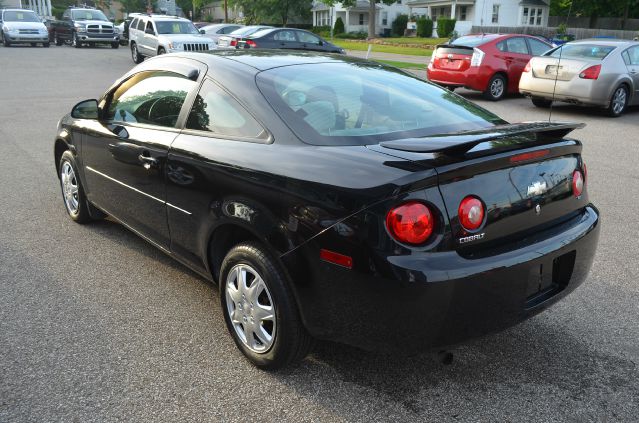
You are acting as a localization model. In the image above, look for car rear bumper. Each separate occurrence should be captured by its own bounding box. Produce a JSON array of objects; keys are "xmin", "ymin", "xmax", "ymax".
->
[
  {"xmin": 426, "ymin": 64, "xmax": 493, "ymax": 92},
  {"xmin": 519, "ymin": 73, "xmax": 611, "ymax": 106},
  {"xmin": 289, "ymin": 205, "xmax": 600, "ymax": 352}
]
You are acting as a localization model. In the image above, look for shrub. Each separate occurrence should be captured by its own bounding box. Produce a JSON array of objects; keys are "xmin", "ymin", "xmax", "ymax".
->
[
  {"xmin": 311, "ymin": 25, "xmax": 331, "ymax": 34},
  {"xmin": 335, "ymin": 31, "xmax": 368, "ymax": 39},
  {"xmin": 436, "ymin": 18, "xmax": 456, "ymax": 38},
  {"xmin": 416, "ymin": 17, "xmax": 433, "ymax": 37},
  {"xmin": 391, "ymin": 14, "xmax": 409, "ymax": 37},
  {"xmin": 334, "ymin": 17, "xmax": 345, "ymax": 35}
]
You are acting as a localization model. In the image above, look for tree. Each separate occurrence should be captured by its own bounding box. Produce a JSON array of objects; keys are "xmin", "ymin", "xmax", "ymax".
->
[
  {"xmin": 322, "ymin": 0, "xmax": 396, "ymax": 38},
  {"xmin": 334, "ymin": 16, "xmax": 344, "ymax": 34},
  {"xmin": 228, "ymin": 0, "xmax": 311, "ymax": 25},
  {"xmin": 119, "ymin": 0, "xmax": 147, "ymax": 14}
]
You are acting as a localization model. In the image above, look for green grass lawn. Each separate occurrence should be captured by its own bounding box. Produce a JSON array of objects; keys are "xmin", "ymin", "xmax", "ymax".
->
[
  {"xmin": 374, "ymin": 59, "xmax": 426, "ymax": 69},
  {"xmin": 381, "ymin": 37, "xmax": 448, "ymax": 46},
  {"xmin": 333, "ymin": 40, "xmax": 434, "ymax": 56}
]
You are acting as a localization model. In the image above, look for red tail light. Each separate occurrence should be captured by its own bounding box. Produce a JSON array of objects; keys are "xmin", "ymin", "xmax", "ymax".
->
[
  {"xmin": 523, "ymin": 60, "xmax": 532, "ymax": 73},
  {"xmin": 386, "ymin": 201, "xmax": 434, "ymax": 245},
  {"xmin": 246, "ymin": 39, "xmax": 257, "ymax": 48},
  {"xmin": 230, "ymin": 39, "xmax": 237, "ymax": 47},
  {"xmin": 458, "ymin": 196, "xmax": 485, "ymax": 231},
  {"xmin": 572, "ymin": 170, "xmax": 584, "ymax": 197},
  {"xmin": 579, "ymin": 64, "xmax": 601, "ymax": 80}
]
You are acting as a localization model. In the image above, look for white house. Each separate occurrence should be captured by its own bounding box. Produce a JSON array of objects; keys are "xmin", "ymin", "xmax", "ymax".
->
[
  {"xmin": 312, "ymin": 1, "xmax": 426, "ymax": 35},
  {"xmin": 406, "ymin": 0, "xmax": 550, "ymax": 35}
]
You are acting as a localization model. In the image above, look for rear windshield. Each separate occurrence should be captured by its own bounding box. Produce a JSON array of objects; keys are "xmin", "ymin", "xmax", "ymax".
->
[
  {"xmin": 451, "ymin": 34, "xmax": 499, "ymax": 47},
  {"xmin": 256, "ymin": 63, "xmax": 505, "ymax": 146},
  {"xmin": 548, "ymin": 44, "xmax": 616, "ymax": 60},
  {"xmin": 3, "ymin": 10, "xmax": 40, "ymax": 22},
  {"xmin": 71, "ymin": 10, "xmax": 108, "ymax": 21},
  {"xmin": 156, "ymin": 20, "xmax": 199, "ymax": 35}
]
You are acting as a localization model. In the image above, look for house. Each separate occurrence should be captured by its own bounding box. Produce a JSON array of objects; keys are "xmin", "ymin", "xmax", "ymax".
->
[
  {"xmin": 200, "ymin": 1, "xmax": 242, "ymax": 23},
  {"xmin": 7, "ymin": 0, "xmax": 53, "ymax": 18},
  {"xmin": 406, "ymin": 0, "xmax": 550, "ymax": 36},
  {"xmin": 312, "ymin": 1, "xmax": 426, "ymax": 35}
]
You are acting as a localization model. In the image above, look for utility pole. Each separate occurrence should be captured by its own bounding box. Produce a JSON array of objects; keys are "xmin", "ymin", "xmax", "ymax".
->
[{"xmin": 224, "ymin": 0, "xmax": 228, "ymax": 22}]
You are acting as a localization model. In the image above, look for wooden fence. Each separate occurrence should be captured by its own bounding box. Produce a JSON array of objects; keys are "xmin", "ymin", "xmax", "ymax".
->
[{"xmin": 470, "ymin": 26, "xmax": 639, "ymax": 41}]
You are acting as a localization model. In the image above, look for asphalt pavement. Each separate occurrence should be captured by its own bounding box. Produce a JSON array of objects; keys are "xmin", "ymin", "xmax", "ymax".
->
[{"xmin": 1, "ymin": 45, "xmax": 638, "ymax": 423}]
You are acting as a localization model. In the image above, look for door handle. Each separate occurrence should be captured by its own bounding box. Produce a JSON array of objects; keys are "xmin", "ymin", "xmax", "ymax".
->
[{"xmin": 138, "ymin": 154, "xmax": 159, "ymax": 170}]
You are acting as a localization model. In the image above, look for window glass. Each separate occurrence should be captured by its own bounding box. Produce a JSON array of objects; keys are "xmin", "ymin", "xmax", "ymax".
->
[
  {"xmin": 130, "ymin": 18, "xmax": 138, "ymax": 30},
  {"xmin": 452, "ymin": 34, "xmax": 500, "ymax": 47},
  {"xmin": 297, "ymin": 31, "xmax": 321, "ymax": 44},
  {"xmin": 492, "ymin": 4, "xmax": 500, "ymax": 24},
  {"xmin": 156, "ymin": 20, "xmax": 199, "ymax": 35},
  {"xmin": 506, "ymin": 37, "xmax": 528, "ymax": 54},
  {"xmin": 528, "ymin": 38, "xmax": 550, "ymax": 56},
  {"xmin": 107, "ymin": 71, "xmax": 195, "ymax": 128},
  {"xmin": 72, "ymin": 10, "xmax": 108, "ymax": 21},
  {"xmin": 3, "ymin": 11, "xmax": 40, "ymax": 22},
  {"xmin": 137, "ymin": 18, "xmax": 145, "ymax": 30},
  {"xmin": 274, "ymin": 30, "xmax": 297, "ymax": 42},
  {"xmin": 257, "ymin": 63, "xmax": 505, "ymax": 146},
  {"xmin": 145, "ymin": 21, "xmax": 154, "ymax": 34},
  {"xmin": 496, "ymin": 41, "xmax": 506, "ymax": 52},
  {"xmin": 186, "ymin": 80, "xmax": 265, "ymax": 138},
  {"xmin": 627, "ymin": 46, "xmax": 639, "ymax": 65},
  {"xmin": 549, "ymin": 44, "xmax": 615, "ymax": 60},
  {"xmin": 223, "ymin": 25, "xmax": 241, "ymax": 34}
]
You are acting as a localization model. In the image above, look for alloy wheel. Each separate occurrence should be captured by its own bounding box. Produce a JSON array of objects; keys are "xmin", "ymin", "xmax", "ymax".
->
[
  {"xmin": 611, "ymin": 87, "xmax": 627, "ymax": 115},
  {"xmin": 225, "ymin": 264, "xmax": 276, "ymax": 354},
  {"xmin": 490, "ymin": 78, "xmax": 504, "ymax": 99},
  {"xmin": 60, "ymin": 161, "xmax": 79, "ymax": 215}
]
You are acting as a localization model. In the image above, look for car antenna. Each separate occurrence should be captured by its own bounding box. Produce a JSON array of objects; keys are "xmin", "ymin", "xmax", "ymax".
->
[{"xmin": 549, "ymin": 1, "xmax": 574, "ymax": 122}]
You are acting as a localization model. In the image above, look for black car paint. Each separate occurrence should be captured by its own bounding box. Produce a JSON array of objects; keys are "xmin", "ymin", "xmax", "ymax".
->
[
  {"xmin": 54, "ymin": 51, "xmax": 600, "ymax": 352},
  {"xmin": 236, "ymin": 28, "xmax": 344, "ymax": 54}
]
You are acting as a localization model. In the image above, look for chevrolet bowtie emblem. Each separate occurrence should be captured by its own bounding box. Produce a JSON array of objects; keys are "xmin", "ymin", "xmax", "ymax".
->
[{"xmin": 527, "ymin": 181, "xmax": 547, "ymax": 197}]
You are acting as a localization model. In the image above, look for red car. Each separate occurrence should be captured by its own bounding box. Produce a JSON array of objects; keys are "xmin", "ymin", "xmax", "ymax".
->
[{"xmin": 427, "ymin": 34, "xmax": 553, "ymax": 100}]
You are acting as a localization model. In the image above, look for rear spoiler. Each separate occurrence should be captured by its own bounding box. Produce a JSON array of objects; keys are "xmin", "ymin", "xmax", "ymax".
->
[{"xmin": 378, "ymin": 121, "xmax": 585, "ymax": 156}]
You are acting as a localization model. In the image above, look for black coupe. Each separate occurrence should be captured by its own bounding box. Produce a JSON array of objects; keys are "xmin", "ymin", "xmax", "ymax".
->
[{"xmin": 54, "ymin": 51, "xmax": 600, "ymax": 369}]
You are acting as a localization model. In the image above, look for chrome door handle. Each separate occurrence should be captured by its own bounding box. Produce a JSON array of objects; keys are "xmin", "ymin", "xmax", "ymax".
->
[{"xmin": 138, "ymin": 154, "xmax": 158, "ymax": 170}]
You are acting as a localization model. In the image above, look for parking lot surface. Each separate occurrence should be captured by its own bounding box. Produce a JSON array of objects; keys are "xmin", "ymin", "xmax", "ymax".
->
[{"xmin": 1, "ymin": 46, "xmax": 638, "ymax": 422}]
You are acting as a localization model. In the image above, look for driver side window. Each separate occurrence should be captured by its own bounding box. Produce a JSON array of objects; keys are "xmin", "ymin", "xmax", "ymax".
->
[{"xmin": 106, "ymin": 71, "xmax": 195, "ymax": 128}]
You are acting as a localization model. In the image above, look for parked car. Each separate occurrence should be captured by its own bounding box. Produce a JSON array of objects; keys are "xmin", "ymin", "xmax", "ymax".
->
[
  {"xmin": 200, "ymin": 23, "xmax": 243, "ymax": 45},
  {"xmin": 427, "ymin": 33, "xmax": 553, "ymax": 100},
  {"xmin": 236, "ymin": 28, "xmax": 345, "ymax": 53},
  {"xmin": 216, "ymin": 25, "xmax": 272, "ymax": 48},
  {"xmin": 54, "ymin": 51, "xmax": 599, "ymax": 369},
  {"xmin": 1, "ymin": 8, "xmax": 50, "ymax": 47},
  {"xmin": 520, "ymin": 39, "xmax": 639, "ymax": 117},
  {"xmin": 49, "ymin": 7, "xmax": 120, "ymax": 48},
  {"xmin": 129, "ymin": 15, "xmax": 214, "ymax": 63}
]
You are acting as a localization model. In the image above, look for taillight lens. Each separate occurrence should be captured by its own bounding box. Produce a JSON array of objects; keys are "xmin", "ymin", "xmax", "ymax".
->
[
  {"xmin": 470, "ymin": 48, "xmax": 484, "ymax": 67},
  {"xmin": 386, "ymin": 202, "xmax": 434, "ymax": 245},
  {"xmin": 523, "ymin": 60, "xmax": 532, "ymax": 73},
  {"xmin": 230, "ymin": 39, "xmax": 237, "ymax": 47},
  {"xmin": 458, "ymin": 196, "xmax": 485, "ymax": 231},
  {"xmin": 572, "ymin": 170, "xmax": 584, "ymax": 197},
  {"xmin": 246, "ymin": 39, "xmax": 257, "ymax": 48},
  {"xmin": 579, "ymin": 64, "xmax": 601, "ymax": 80}
]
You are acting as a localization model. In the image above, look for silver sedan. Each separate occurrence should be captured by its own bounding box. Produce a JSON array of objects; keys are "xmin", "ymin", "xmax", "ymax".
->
[
  {"xmin": 200, "ymin": 23, "xmax": 243, "ymax": 45},
  {"xmin": 519, "ymin": 39, "xmax": 639, "ymax": 117}
]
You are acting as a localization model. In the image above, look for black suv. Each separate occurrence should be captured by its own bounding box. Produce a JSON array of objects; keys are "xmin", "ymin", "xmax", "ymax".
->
[{"xmin": 49, "ymin": 7, "xmax": 119, "ymax": 48}]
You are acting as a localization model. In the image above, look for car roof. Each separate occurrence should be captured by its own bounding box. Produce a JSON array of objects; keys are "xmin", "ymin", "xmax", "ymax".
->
[
  {"xmin": 566, "ymin": 39, "xmax": 637, "ymax": 46},
  {"xmin": 2, "ymin": 8, "xmax": 39, "ymax": 12},
  {"xmin": 145, "ymin": 15, "xmax": 190, "ymax": 21},
  {"xmin": 172, "ymin": 50, "xmax": 371, "ymax": 72}
]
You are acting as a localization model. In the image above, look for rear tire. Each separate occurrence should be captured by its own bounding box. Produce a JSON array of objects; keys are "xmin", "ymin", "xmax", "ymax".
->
[
  {"xmin": 131, "ymin": 42, "xmax": 144, "ymax": 63},
  {"xmin": 220, "ymin": 242, "xmax": 314, "ymax": 369},
  {"xmin": 43, "ymin": 42, "xmax": 50, "ymax": 47},
  {"xmin": 31, "ymin": 42, "xmax": 37, "ymax": 47},
  {"xmin": 531, "ymin": 98, "xmax": 552, "ymax": 108},
  {"xmin": 483, "ymin": 74, "xmax": 507, "ymax": 101},
  {"xmin": 54, "ymin": 32, "xmax": 63, "ymax": 46},
  {"xmin": 606, "ymin": 85, "xmax": 628, "ymax": 117}
]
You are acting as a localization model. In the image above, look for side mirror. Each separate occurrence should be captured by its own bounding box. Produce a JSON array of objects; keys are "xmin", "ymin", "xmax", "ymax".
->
[
  {"xmin": 71, "ymin": 99, "xmax": 99, "ymax": 119},
  {"xmin": 145, "ymin": 27, "xmax": 155, "ymax": 35},
  {"xmin": 200, "ymin": 29, "xmax": 205, "ymax": 34}
]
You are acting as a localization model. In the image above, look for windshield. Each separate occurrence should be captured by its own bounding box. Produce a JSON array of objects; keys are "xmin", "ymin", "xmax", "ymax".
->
[
  {"xmin": 452, "ymin": 35, "xmax": 499, "ymax": 47},
  {"xmin": 3, "ymin": 10, "xmax": 40, "ymax": 22},
  {"xmin": 257, "ymin": 63, "xmax": 505, "ymax": 146},
  {"xmin": 230, "ymin": 26, "xmax": 270, "ymax": 36},
  {"xmin": 548, "ymin": 44, "xmax": 616, "ymax": 60},
  {"xmin": 71, "ymin": 10, "xmax": 108, "ymax": 21},
  {"xmin": 156, "ymin": 20, "xmax": 199, "ymax": 35}
]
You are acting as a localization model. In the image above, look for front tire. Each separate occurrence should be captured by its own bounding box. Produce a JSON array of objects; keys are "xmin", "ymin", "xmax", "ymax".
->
[
  {"xmin": 111, "ymin": 41, "xmax": 119, "ymax": 49},
  {"xmin": 3, "ymin": 32, "xmax": 10, "ymax": 47},
  {"xmin": 220, "ymin": 242, "xmax": 313, "ymax": 369},
  {"xmin": 43, "ymin": 42, "xmax": 50, "ymax": 47},
  {"xmin": 72, "ymin": 32, "xmax": 81, "ymax": 48},
  {"xmin": 532, "ymin": 98, "xmax": 552, "ymax": 108},
  {"xmin": 58, "ymin": 151, "xmax": 91, "ymax": 223},
  {"xmin": 131, "ymin": 42, "xmax": 144, "ymax": 63},
  {"xmin": 606, "ymin": 85, "xmax": 628, "ymax": 117},
  {"xmin": 54, "ymin": 32, "xmax": 63, "ymax": 46},
  {"xmin": 483, "ymin": 74, "xmax": 507, "ymax": 101},
  {"xmin": 157, "ymin": 47, "xmax": 166, "ymax": 55}
]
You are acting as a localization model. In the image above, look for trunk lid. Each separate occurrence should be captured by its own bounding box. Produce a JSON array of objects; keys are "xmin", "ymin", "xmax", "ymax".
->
[
  {"xmin": 530, "ymin": 57, "xmax": 600, "ymax": 81},
  {"xmin": 431, "ymin": 45, "xmax": 473, "ymax": 72},
  {"xmin": 367, "ymin": 122, "xmax": 588, "ymax": 251}
]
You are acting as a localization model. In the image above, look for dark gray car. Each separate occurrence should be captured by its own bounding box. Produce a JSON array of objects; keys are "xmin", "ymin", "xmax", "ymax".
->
[{"xmin": 236, "ymin": 28, "xmax": 345, "ymax": 54}]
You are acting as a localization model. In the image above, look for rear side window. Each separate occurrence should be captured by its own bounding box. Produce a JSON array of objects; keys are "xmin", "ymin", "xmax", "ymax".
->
[
  {"xmin": 623, "ymin": 46, "xmax": 639, "ymax": 65},
  {"xmin": 528, "ymin": 38, "xmax": 551, "ymax": 56},
  {"xmin": 506, "ymin": 37, "xmax": 529, "ymax": 55},
  {"xmin": 549, "ymin": 44, "xmax": 616, "ymax": 60},
  {"xmin": 257, "ymin": 63, "xmax": 505, "ymax": 146},
  {"xmin": 274, "ymin": 30, "xmax": 297, "ymax": 42},
  {"xmin": 186, "ymin": 80, "xmax": 265, "ymax": 139},
  {"xmin": 106, "ymin": 71, "xmax": 196, "ymax": 128},
  {"xmin": 130, "ymin": 18, "xmax": 138, "ymax": 30},
  {"xmin": 137, "ymin": 19, "xmax": 145, "ymax": 31}
]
